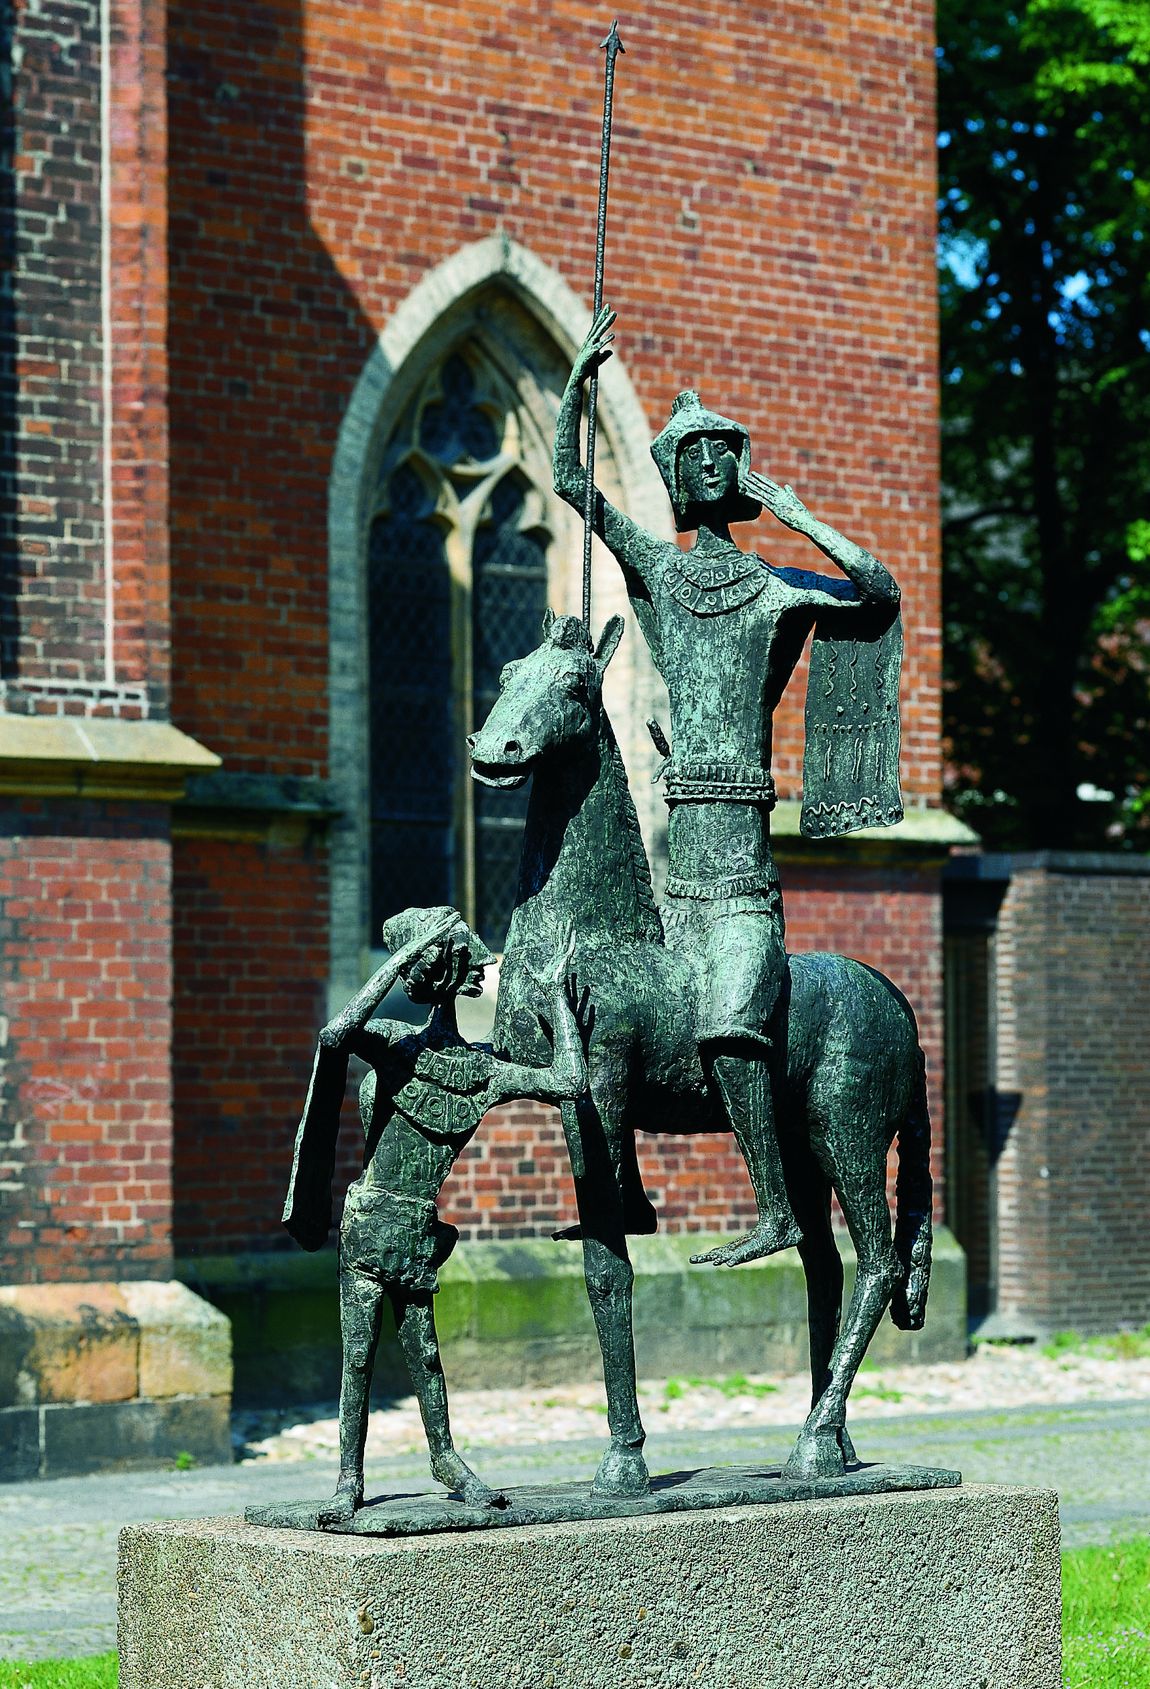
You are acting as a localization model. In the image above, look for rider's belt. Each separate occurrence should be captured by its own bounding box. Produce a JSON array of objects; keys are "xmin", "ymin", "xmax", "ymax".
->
[
  {"xmin": 664, "ymin": 761, "xmax": 777, "ymax": 807},
  {"xmin": 664, "ymin": 872, "xmax": 781, "ymax": 902}
]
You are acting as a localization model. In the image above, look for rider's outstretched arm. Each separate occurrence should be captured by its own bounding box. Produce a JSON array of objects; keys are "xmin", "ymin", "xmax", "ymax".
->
[
  {"xmin": 554, "ymin": 307, "xmax": 660, "ymax": 598},
  {"xmin": 744, "ymin": 470, "xmax": 899, "ymax": 611}
]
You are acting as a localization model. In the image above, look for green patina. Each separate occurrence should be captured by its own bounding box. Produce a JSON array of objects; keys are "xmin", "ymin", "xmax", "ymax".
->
[{"xmin": 257, "ymin": 301, "xmax": 947, "ymax": 1534}]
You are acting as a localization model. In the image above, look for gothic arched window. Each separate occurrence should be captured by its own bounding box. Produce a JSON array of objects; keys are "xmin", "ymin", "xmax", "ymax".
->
[{"xmin": 367, "ymin": 346, "xmax": 552, "ymax": 951}]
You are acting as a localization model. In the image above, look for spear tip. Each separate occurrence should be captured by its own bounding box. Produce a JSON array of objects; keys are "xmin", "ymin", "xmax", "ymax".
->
[{"xmin": 601, "ymin": 18, "xmax": 625, "ymax": 54}]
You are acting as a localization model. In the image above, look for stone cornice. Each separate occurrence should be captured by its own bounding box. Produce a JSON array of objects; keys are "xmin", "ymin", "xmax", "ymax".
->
[{"xmin": 0, "ymin": 717, "xmax": 220, "ymax": 802}]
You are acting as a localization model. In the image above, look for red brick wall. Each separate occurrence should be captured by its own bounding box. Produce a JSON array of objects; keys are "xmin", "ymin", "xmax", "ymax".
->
[
  {"xmin": 165, "ymin": 0, "xmax": 943, "ymax": 1255},
  {"xmin": 994, "ymin": 863, "xmax": 1150, "ymax": 1331},
  {"xmin": 0, "ymin": 802, "xmax": 173, "ymax": 1283},
  {"xmin": 170, "ymin": 832, "xmax": 330, "ymax": 1252},
  {"xmin": 168, "ymin": 0, "xmax": 938, "ymax": 790},
  {"xmin": 1, "ymin": 0, "xmax": 168, "ymax": 718},
  {"xmin": 0, "ymin": 1, "xmax": 179, "ymax": 1287}
]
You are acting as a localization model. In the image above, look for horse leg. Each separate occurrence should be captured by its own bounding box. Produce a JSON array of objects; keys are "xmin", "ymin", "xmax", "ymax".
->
[
  {"xmin": 791, "ymin": 1173, "xmax": 859, "ymax": 1469},
  {"xmin": 785, "ymin": 1174, "xmax": 900, "ymax": 1479},
  {"xmin": 561, "ymin": 1092, "xmax": 650, "ymax": 1498}
]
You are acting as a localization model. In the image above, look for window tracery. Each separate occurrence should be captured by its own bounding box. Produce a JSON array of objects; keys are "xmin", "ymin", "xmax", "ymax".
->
[{"xmin": 367, "ymin": 344, "xmax": 552, "ymax": 949}]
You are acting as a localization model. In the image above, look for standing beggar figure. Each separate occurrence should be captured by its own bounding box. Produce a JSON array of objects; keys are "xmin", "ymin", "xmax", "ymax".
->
[
  {"xmin": 281, "ymin": 906, "xmax": 586, "ymax": 1524},
  {"xmin": 554, "ymin": 305, "xmax": 904, "ymax": 1268}
]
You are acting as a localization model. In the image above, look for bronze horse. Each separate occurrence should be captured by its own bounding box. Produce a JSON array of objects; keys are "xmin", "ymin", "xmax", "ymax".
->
[{"xmin": 469, "ymin": 612, "xmax": 932, "ymax": 1497}]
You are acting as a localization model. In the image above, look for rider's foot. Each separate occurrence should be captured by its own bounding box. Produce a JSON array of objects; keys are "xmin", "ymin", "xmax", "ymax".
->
[
  {"xmin": 689, "ymin": 1216, "xmax": 802, "ymax": 1267},
  {"xmin": 552, "ymin": 1197, "xmax": 657, "ymax": 1244},
  {"xmin": 432, "ymin": 1448, "xmax": 508, "ymax": 1509},
  {"xmin": 590, "ymin": 1437, "xmax": 650, "ymax": 1499}
]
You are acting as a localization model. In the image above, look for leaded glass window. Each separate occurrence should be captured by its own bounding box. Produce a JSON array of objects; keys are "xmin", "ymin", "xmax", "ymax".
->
[{"xmin": 367, "ymin": 345, "xmax": 552, "ymax": 951}]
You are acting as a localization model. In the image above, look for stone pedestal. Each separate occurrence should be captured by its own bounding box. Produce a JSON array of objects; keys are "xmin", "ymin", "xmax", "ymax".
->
[{"xmin": 118, "ymin": 1483, "xmax": 1060, "ymax": 1688}]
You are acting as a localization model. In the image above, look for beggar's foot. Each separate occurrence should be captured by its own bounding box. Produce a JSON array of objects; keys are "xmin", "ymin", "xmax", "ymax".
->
[
  {"xmin": 689, "ymin": 1217, "xmax": 802, "ymax": 1267},
  {"xmin": 433, "ymin": 1449, "xmax": 508, "ymax": 1509},
  {"xmin": 316, "ymin": 1480, "xmax": 362, "ymax": 1528}
]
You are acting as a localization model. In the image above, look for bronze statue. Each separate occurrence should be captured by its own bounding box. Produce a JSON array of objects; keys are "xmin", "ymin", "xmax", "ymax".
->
[
  {"xmin": 553, "ymin": 305, "xmax": 903, "ymax": 1268},
  {"xmin": 249, "ymin": 26, "xmax": 952, "ymax": 1540},
  {"xmin": 471, "ymin": 610, "xmax": 928, "ymax": 1496},
  {"xmin": 280, "ymin": 907, "xmax": 586, "ymax": 1523}
]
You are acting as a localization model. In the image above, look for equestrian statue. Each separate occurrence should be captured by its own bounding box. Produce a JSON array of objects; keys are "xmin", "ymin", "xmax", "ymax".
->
[{"xmin": 467, "ymin": 305, "xmax": 930, "ymax": 1498}]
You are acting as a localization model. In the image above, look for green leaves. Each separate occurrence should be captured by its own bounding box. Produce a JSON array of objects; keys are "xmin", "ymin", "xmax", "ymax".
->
[{"xmin": 940, "ymin": 0, "xmax": 1150, "ymax": 844}]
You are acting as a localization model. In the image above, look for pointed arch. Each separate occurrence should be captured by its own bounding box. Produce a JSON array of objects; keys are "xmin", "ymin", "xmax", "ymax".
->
[{"xmin": 328, "ymin": 236, "xmax": 671, "ymax": 1002}]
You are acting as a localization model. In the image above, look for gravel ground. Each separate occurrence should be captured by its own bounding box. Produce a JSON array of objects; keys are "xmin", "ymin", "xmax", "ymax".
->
[{"xmin": 234, "ymin": 1340, "xmax": 1150, "ymax": 1466}]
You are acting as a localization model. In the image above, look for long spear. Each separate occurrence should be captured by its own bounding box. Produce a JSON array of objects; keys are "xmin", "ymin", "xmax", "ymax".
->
[{"xmin": 582, "ymin": 19, "xmax": 625, "ymax": 631}]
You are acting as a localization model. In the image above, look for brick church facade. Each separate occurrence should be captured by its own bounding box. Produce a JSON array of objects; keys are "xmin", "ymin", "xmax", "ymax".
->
[{"xmin": 0, "ymin": 0, "xmax": 1031, "ymax": 1466}]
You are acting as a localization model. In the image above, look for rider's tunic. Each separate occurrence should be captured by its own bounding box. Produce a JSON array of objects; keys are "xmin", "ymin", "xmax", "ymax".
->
[{"xmin": 621, "ymin": 541, "xmax": 818, "ymax": 1050}]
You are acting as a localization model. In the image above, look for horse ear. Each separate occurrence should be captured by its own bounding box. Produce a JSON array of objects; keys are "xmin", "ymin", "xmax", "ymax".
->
[
  {"xmin": 594, "ymin": 614, "xmax": 625, "ymax": 671},
  {"xmin": 541, "ymin": 608, "xmax": 556, "ymax": 638}
]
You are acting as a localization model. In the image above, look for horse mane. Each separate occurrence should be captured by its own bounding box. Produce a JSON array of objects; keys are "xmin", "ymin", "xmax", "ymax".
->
[{"xmin": 600, "ymin": 711, "xmax": 664, "ymax": 946}]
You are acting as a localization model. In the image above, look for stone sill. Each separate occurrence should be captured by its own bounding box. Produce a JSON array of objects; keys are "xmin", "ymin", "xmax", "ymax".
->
[{"xmin": 0, "ymin": 717, "xmax": 220, "ymax": 802}]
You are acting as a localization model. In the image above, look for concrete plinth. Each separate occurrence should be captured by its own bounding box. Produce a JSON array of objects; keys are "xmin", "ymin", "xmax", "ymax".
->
[{"xmin": 118, "ymin": 1483, "xmax": 1060, "ymax": 1689}]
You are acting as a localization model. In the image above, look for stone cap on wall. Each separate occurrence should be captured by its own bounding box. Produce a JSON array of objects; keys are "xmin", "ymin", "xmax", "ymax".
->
[
  {"xmin": 946, "ymin": 849, "xmax": 1150, "ymax": 881},
  {"xmin": 0, "ymin": 717, "xmax": 220, "ymax": 802}
]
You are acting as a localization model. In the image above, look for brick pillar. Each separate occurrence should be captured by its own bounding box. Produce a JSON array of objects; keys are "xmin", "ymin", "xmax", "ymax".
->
[
  {"xmin": 993, "ymin": 856, "xmax": 1150, "ymax": 1332},
  {"xmin": 0, "ymin": 0, "xmax": 226, "ymax": 1477}
]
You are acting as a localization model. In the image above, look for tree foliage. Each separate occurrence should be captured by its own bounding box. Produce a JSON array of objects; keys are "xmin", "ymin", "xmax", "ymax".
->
[{"xmin": 939, "ymin": 0, "xmax": 1150, "ymax": 846}]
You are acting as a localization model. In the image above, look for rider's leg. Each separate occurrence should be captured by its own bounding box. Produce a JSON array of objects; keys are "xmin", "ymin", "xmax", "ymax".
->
[
  {"xmin": 390, "ymin": 1289, "xmax": 504, "ymax": 1508},
  {"xmin": 690, "ymin": 902, "xmax": 801, "ymax": 1265},
  {"xmin": 690, "ymin": 1037, "xmax": 802, "ymax": 1264}
]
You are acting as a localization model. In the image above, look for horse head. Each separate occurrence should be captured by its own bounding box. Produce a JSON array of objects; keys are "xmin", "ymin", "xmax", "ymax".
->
[{"xmin": 468, "ymin": 611, "xmax": 624, "ymax": 789}]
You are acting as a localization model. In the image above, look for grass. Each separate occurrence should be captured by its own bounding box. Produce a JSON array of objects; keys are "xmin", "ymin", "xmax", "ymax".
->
[
  {"xmin": 1041, "ymin": 1324, "xmax": 1150, "ymax": 1362},
  {"xmin": 661, "ymin": 1372, "xmax": 779, "ymax": 1406},
  {"xmin": 3, "ymin": 1539, "xmax": 1146, "ymax": 1687},
  {"xmin": 0, "ymin": 1656, "xmax": 117, "ymax": 1687},
  {"xmin": 1063, "ymin": 1537, "xmax": 1150, "ymax": 1688}
]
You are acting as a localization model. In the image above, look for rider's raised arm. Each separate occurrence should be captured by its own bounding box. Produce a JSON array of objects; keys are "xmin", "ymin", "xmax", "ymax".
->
[
  {"xmin": 745, "ymin": 471, "xmax": 899, "ymax": 613},
  {"xmin": 554, "ymin": 307, "xmax": 661, "ymax": 600}
]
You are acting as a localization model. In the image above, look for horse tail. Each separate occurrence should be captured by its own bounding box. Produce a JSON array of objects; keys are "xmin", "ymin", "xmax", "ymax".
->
[{"xmin": 889, "ymin": 1044, "xmax": 933, "ymax": 1331}]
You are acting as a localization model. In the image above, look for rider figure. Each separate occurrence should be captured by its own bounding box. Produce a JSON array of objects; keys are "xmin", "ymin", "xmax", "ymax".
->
[{"xmin": 554, "ymin": 306, "xmax": 901, "ymax": 1264}]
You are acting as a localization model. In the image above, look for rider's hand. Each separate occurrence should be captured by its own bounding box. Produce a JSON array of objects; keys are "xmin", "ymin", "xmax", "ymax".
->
[
  {"xmin": 743, "ymin": 469, "xmax": 815, "ymax": 534},
  {"xmin": 573, "ymin": 305, "xmax": 616, "ymax": 386}
]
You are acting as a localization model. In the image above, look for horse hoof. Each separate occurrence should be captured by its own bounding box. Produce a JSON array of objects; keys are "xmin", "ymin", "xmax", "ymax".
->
[
  {"xmin": 783, "ymin": 1429, "xmax": 847, "ymax": 1480},
  {"xmin": 590, "ymin": 1440, "xmax": 650, "ymax": 1499}
]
